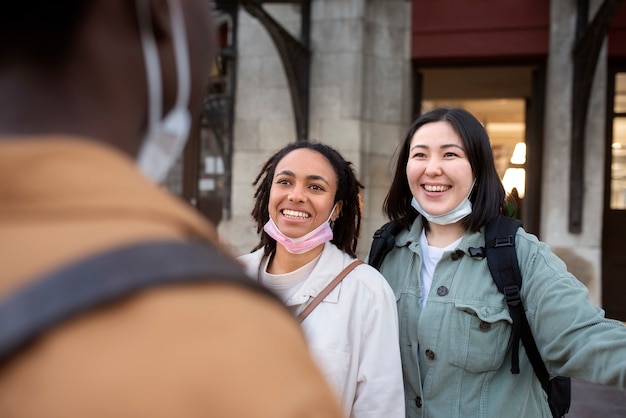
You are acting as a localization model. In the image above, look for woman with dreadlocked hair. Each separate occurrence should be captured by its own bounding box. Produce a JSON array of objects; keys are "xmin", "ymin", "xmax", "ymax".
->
[{"xmin": 239, "ymin": 141, "xmax": 405, "ymax": 418}]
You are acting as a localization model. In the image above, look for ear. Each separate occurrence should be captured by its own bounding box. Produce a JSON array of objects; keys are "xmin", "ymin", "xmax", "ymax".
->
[{"xmin": 331, "ymin": 201, "xmax": 343, "ymax": 221}]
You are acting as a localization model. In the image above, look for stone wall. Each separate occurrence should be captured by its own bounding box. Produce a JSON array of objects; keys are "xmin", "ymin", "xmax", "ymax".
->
[
  {"xmin": 219, "ymin": 0, "xmax": 412, "ymax": 259},
  {"xmin": 542, "ymin": 0, "xmax": 606, "ymax": 306}
]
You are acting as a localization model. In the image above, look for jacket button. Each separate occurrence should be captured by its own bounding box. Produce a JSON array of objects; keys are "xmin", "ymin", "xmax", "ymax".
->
[
  {"xmin": 415, "ymin": 396, "xmax": 423, "ymax": 408},
  {"xmin": 479, "ymin": 321, "xmax": 491, "ymax": 332},
  {"xmin": 436, "ymin": 286, "xmax": 449, "ymax": 296},
  {"xmin": 425, "ymin": 349, "xmax": 435, "ymax": 360}
]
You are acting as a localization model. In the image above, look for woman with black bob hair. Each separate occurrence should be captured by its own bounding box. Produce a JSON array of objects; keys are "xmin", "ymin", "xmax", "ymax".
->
[
  {"xmin": 372, "ymin": 107, "xmax": 626, "ymax": 418},
  {"xmin": 384, "ymin": 106, "xmax": 505, "ymax": 231},
  {"xmin": 239, "ymin": 141, "xmax": 405, "ymax": 418}
]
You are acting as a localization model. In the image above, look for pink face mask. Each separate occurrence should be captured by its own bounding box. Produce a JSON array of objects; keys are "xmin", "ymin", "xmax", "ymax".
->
[{"xmin": 263, "ymin": 204, "xmax": 337, "ymax": 254}]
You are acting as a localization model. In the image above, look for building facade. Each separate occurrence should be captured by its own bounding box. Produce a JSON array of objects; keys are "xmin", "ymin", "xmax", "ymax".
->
[{"xmin": 173, "ymin": 0, "xmax": 626, "ymax": 319}]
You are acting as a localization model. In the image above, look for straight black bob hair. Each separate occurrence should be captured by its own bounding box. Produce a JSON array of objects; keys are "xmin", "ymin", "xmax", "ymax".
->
[{"xmin": 383, "ymin": 107, "xmax": 506, "ymax": 232}]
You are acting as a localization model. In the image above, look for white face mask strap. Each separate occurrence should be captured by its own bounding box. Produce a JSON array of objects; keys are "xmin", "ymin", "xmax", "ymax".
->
[
  {"xmin": 467, "ymin": 179, "xmax": 476, "ymax": 199},
  {"xmin": 166, "ymin": 0, "xmax": 191, "ymax": 111},
  {"xmin": 327, "ymin": 202, "xmax": 338, "ymax": 222},
  {"xmin": 135, "ymin": 0, "xmax": 162, "ymax": 130}
]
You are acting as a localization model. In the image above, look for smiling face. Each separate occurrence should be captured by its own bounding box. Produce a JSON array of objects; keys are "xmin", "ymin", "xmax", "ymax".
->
[
  {"xmin": 268, "ymin": 148, "xmax": 341, "ymax": 239},
  {"xmin": 406, "ymin": 121, "xmax": 474, "ymax": 217}
]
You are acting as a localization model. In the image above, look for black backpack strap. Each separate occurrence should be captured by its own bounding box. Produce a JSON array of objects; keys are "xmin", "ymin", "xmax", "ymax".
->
[
  {"xmin": 0, "ymin": 240, "xmax": 271, "ymax": 362},
  {"xmin": 368, "ymin": 221, "xmax": 404, "ymax": 270},
  {"xmin": 485, "ymin": 216, "xmax": 551, "ymax": 393}
]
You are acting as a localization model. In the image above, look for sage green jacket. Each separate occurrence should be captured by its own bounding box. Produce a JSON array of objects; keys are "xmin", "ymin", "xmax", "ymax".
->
[{"xmin": 377, "ymin": 216, "xmax": 626, "ymax": 418}]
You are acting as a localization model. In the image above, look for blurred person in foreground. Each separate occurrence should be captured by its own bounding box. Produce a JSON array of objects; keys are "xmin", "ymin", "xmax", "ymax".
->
[{"xmin": 0, "ymin": 1, "xmax": 343, "ymax": 417}]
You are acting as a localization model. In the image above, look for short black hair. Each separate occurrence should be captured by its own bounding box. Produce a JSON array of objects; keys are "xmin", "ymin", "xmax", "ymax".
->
[
  {"xmin": 384, "ymin": 107, "xmax": 505, "ymax": 232},
  {"xmin": 0, "ymin": 2, "xmax": 94, "ymax": 68},
  {"xmin": 251, "ymin": 141, "xmax": 364, "ymax": 258}
]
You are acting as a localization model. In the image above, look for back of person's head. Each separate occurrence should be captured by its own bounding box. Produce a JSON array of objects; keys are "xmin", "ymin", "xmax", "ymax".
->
[
  {"xmin": 0, "ymin": 2, "xmax": 94, "ymax": 68},
  {"xmin": 0, "ymin": 0, "xmax": 218, "ymax": 182},
  {"xmin": 384, "ymin": 107, "xmax": 505, "ymax": 231},
  {"xmin": 251, "ymin": 141, "xmax": 364, "ymax": 258}
]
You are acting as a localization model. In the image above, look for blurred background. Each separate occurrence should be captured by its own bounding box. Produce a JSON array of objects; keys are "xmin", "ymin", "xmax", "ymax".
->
[{"xmin": 161, "ymin": 0, "xmax": 626, "ymax": 321}]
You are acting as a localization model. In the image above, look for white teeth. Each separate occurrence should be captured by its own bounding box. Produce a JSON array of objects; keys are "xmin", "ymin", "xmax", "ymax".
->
[
  {"xmin": 424, "ymin": 185, "xmax": 450, "ymax": 192},
  {"xmin": 282, "ymin": 209, "xmax": 310, "ymax": 219}
]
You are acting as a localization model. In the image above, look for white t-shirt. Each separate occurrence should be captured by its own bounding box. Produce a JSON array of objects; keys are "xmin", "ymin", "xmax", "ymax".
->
[
  {"xmin": 419, "ymin": 229, "xmax": 462, "ymax": 308},
  {"xmin": 259, "ymin": 253, "xmax": 320, "ymax": 310}
]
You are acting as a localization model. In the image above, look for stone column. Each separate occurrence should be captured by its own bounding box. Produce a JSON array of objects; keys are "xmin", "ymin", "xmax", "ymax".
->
[
  {"xmin": 543, "ymin": 0, "xmax": 606, "ymax": 305},
  {"xmin": 220, "ymin": 0, "xmax": 412, "ymax": 259}
]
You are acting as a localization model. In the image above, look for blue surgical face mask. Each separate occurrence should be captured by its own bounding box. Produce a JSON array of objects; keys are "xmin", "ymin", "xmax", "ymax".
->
[
  {"xmin": 411, "ymin": 181, "xmax": 476, "ymax": 225},
  {"xmin": 135, "ymin": 0, "xmax": 192, "ymax": 183}
]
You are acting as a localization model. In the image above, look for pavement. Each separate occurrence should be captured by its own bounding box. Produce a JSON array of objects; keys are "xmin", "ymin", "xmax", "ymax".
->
[{"xmin": 568, "ymin": 378, "xmax": 626, "ymax": 417}]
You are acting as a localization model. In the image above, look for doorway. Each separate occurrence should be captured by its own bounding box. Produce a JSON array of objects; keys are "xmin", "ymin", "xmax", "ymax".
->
[
  {"xmin": 602, "ymin": 66, "xmax": 626, "ymax": 321},
  {"xmin": 417, "ymin": 65, "xmax": 545, "ymax": 235}
]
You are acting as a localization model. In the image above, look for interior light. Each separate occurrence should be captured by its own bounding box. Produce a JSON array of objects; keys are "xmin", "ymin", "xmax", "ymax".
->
[
  {"xmin": 502, "ymin": 168, "xmax": 525, "ymax": 198},
  {"xmin": 510, "ymin": 142, "xmax": 526, "ymax": 165}
]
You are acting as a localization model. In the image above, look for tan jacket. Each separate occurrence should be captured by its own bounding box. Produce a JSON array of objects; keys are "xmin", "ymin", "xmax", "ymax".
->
[{"xmin": 0, "ymin": 137, "xmax": 343, "ymax": 418}]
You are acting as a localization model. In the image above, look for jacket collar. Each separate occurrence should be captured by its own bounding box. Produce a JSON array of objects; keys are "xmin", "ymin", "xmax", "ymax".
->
[
  {"xmin": 398, "ymin": 215, "xmax": 486, "ymax": 256},
  {"xmin": 282, "ymin": 242, "xmax": 351, "ymax": 307}
]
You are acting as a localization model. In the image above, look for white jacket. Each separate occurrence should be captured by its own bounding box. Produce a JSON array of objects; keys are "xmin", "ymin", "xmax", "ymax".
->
[{"xmin": 239, "ymin": 242, "xmax": 405, "ymax": 418}]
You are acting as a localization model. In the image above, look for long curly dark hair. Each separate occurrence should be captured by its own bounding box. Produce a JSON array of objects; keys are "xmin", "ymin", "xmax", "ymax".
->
[{"xmin": 250, "ymin": 141, "xmax": 364, "ymax": 258}]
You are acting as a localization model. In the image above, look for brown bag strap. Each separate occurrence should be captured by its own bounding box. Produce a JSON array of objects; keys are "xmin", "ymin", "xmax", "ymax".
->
[{"xmin": 297, "ymin": 260, "xmax": 364, "ymax": 323}]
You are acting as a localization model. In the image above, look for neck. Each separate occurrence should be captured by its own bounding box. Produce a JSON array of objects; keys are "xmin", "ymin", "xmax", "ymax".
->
[
  {"xmin": 267, "ymin": 244, "xmax": 325, "ymax": 275},
  {"xmin": 0, "ymin": 66, "xmax": 144, "ymax": 155},
  {"xmin": 425, "ymin": 221, "xmax": 466, "ymax": 248}
]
